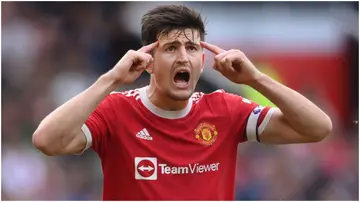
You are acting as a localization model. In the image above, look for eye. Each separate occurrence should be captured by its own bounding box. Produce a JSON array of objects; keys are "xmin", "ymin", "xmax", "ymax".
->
[
  {"xmin": 165, "ymin": 46, "xmax": 176, "ymax": 52},
  {"xmin": 187, "ymin": 45, "xmax": 198, "ymax": 52}
]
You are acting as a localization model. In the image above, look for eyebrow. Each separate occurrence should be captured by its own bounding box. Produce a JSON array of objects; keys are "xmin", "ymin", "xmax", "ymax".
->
[{"xmin": 162, "ymin": 40, "xmax": 200, "ymax": 48}]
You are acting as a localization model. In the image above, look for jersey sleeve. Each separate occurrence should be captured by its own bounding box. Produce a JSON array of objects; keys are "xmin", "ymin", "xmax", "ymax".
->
[
  {"xmin": 222, "ymin": 91, "xmax": 277, "ymax": 143},
  {"xmin": 79, "ymin": 95, "xmax": 115, "ymax": 156}
]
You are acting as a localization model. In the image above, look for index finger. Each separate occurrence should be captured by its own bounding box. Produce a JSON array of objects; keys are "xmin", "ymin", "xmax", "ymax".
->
[
  {"xmin": 138, "ymin": 41, "xmax": 159, "ymax": 53},
  {"xmin": 200, "ymin": 41, "xmax": 225, "ymax": 55}
]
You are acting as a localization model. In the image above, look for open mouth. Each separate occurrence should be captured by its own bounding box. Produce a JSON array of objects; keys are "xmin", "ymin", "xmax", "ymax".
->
[{"xmin": 173, "ymin": 69, "xmax": 190, "ymax": 88}]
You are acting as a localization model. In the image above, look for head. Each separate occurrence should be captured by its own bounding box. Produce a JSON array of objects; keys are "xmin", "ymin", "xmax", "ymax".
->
[{"xmin": 141, "ymin": 4, "xmax": 206, "ymax": 101}]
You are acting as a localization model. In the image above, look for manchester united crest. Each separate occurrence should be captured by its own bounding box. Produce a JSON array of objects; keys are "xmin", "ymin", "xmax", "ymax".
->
[{"xmin": 194, "ymin": 123, "xmax": 218, "ymax": 146}]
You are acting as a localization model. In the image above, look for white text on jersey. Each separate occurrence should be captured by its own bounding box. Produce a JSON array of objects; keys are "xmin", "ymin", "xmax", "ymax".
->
[{"xmin": 159, "ymin": 162, "xmax": 220, "ymax": 175}]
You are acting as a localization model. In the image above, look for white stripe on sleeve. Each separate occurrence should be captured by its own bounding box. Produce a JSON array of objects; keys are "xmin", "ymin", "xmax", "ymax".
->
[
  {"xmin": 75, "ymin": 124, "xmax": 93, "ymax": 155},
  {"xmin": 81, "ymin": 124, "xmax": 92, "ymax": 150},
  {"xmin": 246, "ymin": 106, "xmax": 264, "ymax": 141},
  {"xmin": 258, "ymin": 108, "xmax": 277, "ymax": 135}
]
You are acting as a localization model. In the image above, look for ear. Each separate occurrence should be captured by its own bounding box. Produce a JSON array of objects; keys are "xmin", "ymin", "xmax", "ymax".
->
[{"xmin": 200, "ymin": 53, "xmax": 205, "ymax": 73}]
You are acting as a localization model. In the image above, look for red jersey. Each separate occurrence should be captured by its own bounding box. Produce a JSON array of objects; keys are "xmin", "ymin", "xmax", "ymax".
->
[{"xmin": 81, "ymin": 86, "xmax": 275, "ymax": 200}]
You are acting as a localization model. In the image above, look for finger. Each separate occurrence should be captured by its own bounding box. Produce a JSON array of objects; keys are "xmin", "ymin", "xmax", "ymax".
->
[
  {"xmin": 138, "ymin": 41, "xmax": 159, "ymax": 53},
  {"xmin": 225, "ymin": 51, "xmax": 243, "ymax": 68},
  {"xmin": 137, "ymin": 56, "xmax": 151, "ymax": 70},
  {"xmin": 145, "ymin": 53, "xmax": 154, "ymax": 62},
  {"xmin": 213, "ymin": 62, "xmax": 224, "ymax": 72},
  {"xmin": 145, "ymin": 62, "xmax": 154, "ymax": 74},
  {"xmin": 221, "ymin": 51, "xmax": 245, "ymax": 72},
  {"xmin": 214, "ymin": 51, "xmax": 228, "ymax": 62},
  {"xmin": 214, "ymin": 51, "xmax": 228, "ymax": 70},
  {"xmin": 212, "ymin": 62, "xmax": 218, "ymax": 70},
  {"xmin": 215, "ymin": 58, "xmax": 229, "ymax": 73},
  {"xmin": 138, "ymin": 53, "xmax": 153, "ymax": 64},
  {"xmin": 200, "ymin": 41, "xmax": 225, "ymax": 54},
  {"xmin": 131, "ymin": 53, "xmax": 151, "ymax": 71},
  {"xmin": 220, "ymin": 56, "xmax": 232, "ymax": 70},
  {"xmin": 228, "ymin": 49, "xmax": 246, "ymax": 63}
]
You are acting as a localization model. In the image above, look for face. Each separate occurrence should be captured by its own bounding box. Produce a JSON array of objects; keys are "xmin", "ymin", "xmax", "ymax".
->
[{"xmin": 149, "ymin": 29, "xmax": 204, "ymax": 101}]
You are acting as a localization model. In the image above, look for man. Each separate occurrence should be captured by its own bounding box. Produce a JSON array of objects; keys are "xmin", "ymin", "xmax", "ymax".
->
[{"xmin": 33, "ymin": 4, "xmax": 332, "ymax": 200}]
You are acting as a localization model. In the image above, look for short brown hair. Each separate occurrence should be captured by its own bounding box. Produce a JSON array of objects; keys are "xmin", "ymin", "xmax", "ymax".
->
[{"xmin": 141, "ymin": 4, "xmax": 206, "ymax": 46}]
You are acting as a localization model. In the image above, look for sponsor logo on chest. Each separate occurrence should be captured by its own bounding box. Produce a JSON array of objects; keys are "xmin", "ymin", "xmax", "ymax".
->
[
  {"xmin": 159, "ymin": 163, "xmax": 220, "ymax": 175},
  {"xmin": 135, "ymin": 157, "xmax": 220, "ymax": 180}
]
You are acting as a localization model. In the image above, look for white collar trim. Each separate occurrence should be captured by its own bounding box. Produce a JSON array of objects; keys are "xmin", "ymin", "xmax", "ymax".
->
[{"xmin": 139, "ymin": 86, "xmax": 193, "ymax": 119}]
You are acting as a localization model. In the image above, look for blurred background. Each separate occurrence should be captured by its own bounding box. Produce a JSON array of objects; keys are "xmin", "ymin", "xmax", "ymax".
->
[{"xmin": 1, "ymin": 1, "xmax": 358, "ymax": 200}]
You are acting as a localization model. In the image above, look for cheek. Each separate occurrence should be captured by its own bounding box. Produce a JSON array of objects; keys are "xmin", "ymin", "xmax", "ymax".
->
[
  {"xmin": 154, "ymin": 54, "xmax": 175, "ymax": 69},
  {"xmin": 153, "ymin": 60, "xmax": 172, "ymax": 83},
  {"xmin": 190, "ymin": 55, "xmax": 203, "ymax": 72}
]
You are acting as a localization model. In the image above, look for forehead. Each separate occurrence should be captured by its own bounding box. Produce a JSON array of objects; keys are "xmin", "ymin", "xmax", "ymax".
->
[{"xmin": 158, "ymin": 29, "xmax": 201, "ymax": 46}]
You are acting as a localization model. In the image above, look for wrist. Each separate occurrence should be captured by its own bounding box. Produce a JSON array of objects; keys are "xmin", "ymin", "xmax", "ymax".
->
[
  {"xmin": 247, "ymin": 73, "xmax": 268, "ymax": 88},
  {"xmin": 99, "ymin": 72, "xmax": 122, "ymax": 92}
]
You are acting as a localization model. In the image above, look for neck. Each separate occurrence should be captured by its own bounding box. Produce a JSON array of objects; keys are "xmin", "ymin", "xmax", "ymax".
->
[{"xmin": 147, "ymin": 81, "xmax": 189, "ymax": 111}]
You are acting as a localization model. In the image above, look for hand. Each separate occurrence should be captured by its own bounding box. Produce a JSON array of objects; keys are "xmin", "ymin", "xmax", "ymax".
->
[
  {"xmin": 109, "ymin": 41, "xmax": 158, "ymax": 84},
  {"xmin": 200, "ymin": 41, "xmax": 263, "ymax": 85}
]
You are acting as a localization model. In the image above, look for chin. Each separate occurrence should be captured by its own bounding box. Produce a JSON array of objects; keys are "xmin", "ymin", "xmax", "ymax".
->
[{"xmin": 167, "ymin": 88, "xmax": 194, "ymax": 101}]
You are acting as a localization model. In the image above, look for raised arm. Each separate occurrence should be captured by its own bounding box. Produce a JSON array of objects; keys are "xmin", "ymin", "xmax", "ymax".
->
[
  {"xmin": 201, "ymin": 41, "xmax": 332, "ymax": 144},
  {"xmin": 33, "ymin": 42, "xmax": 158, "ymax": 155},
  {"xmin": 248, "ymin": 74, "xmax": 332, "ymax": 144}
]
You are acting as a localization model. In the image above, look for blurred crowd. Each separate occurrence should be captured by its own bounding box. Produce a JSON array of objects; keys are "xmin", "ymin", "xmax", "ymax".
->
[{"xmin": 2, "ymin": 2, "xmax": 358, "ymax": 200}]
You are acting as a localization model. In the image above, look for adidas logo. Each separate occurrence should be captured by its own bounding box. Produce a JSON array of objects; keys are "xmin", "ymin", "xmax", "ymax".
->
[{"xmin": 136, "ymin": 128, "xmax": 153, "ymax": 141}]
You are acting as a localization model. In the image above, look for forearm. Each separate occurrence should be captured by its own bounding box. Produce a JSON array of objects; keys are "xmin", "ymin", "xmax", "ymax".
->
[
  {"xmin": 248, "ymin": 73, "xmax": 332, "ymax": 138},
  {"xmin": 34, "ymin": 72, "xmax": 119, "ymax": 146}
]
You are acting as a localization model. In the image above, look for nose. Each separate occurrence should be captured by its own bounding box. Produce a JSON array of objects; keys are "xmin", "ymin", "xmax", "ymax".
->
[{"xmin": 176, "ymin": 46, "xmax": 189, "ymax": 63}]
